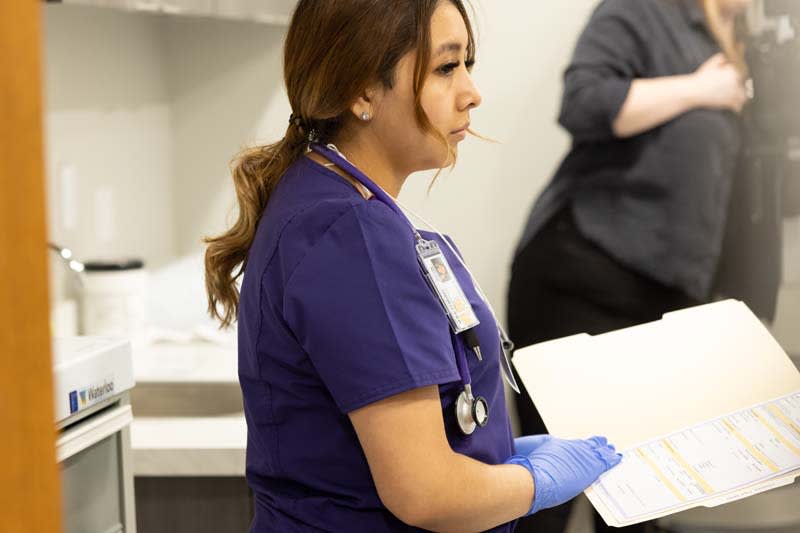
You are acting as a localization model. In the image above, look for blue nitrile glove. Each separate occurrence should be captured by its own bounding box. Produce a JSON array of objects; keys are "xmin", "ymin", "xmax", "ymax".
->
[
  {"xmin": 505, "ymin": 435, "xmax": 621, "ymax": 516},
  {"xmin": 514, "ymin": 434, "xmax": 553, "ymax": 456}
]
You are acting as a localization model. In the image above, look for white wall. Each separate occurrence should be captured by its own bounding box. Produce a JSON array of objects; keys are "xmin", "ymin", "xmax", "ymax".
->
[
  {"xmin": 43, "ymin": 5, "xmax": 176, "ymax": 273},
  {"xmin": 42, "ymin": 5, "xmax": 290, "ymax": 304},
  {"xmin": 162, "ymin": 16, "xmax": 288, "ymax": 255},
  {"xmin": 400, "ymin": 1, "xmax": 599, "ymax": 327}
]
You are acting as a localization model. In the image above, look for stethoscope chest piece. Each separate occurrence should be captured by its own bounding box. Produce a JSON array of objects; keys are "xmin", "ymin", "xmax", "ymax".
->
[{"xmin": 455, "ymin": 386, "xmax": 489, "ymax": 435}]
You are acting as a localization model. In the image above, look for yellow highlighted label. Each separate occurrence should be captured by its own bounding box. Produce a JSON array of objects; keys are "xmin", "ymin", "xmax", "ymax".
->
[
  {"xmin": 767, "ymin": 405, "xmax": 800, "ymax": 439},
  {"xmin": 636, "ymin": 448, "xmax": 686, "ymax": 502},
  {"xmin": 752, "ymin": 409, "xmax": 800, "ymax": 457},
  {"xmin": 723, "ymin": 419, "xmax": 779, "ymax": 473},
  {"xmin": 661, "ymin": 439, "xmax": 715, "ymax": 494}
]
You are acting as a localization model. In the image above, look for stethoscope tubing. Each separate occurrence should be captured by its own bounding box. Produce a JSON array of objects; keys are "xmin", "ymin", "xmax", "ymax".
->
[{"xmin": 309, "ymin": 142, "xmax": 476, "ymax": 389}]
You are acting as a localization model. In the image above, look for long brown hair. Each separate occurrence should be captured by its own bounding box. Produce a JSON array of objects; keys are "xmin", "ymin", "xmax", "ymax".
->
[
  {"xmin": 204, "ymin": 0, "xmax": 476, "ymax": 328},
  {"xmin": 702, "ymin": 0, "xmax": 749, "ymax": 76}
]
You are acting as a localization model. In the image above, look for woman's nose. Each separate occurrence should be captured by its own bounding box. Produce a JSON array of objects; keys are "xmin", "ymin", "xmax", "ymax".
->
[{"xmin": 459, "ymin": 73, "xmax": 482, "ymax": 111}]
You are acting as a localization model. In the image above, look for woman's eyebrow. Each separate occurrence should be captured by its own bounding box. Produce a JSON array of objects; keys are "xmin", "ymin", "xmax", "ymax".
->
[{"xmin": 434, "ymin": 41, "xmax": 463, "ymax": 56}]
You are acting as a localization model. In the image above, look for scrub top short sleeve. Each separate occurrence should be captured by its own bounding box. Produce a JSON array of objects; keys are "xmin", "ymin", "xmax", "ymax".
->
[{"xmin": 283, "ymin": 200, "xmax": 460, "ymax": 413}]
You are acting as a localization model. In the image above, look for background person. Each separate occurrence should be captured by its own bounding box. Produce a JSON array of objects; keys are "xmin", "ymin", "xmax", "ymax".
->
[{"xmin": 508, "ymin": 0, "xmax": 751, "ymax": 531}]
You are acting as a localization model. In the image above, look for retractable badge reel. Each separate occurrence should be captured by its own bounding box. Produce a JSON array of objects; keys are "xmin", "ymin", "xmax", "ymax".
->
[{"xmin": 417, "ymin": 239, "xmax": 489, "ymax": 435}]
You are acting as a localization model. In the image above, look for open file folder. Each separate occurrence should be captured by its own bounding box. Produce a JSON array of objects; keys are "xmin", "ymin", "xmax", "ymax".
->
[{"xmin": 512, "ymin": 299, "xmax": 800, "ymax": 527}]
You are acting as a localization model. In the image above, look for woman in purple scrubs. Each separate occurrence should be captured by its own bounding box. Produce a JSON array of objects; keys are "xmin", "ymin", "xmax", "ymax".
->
[{"xmin": 204, "ymin": 1, "xmax": 620, "ymax": 531}]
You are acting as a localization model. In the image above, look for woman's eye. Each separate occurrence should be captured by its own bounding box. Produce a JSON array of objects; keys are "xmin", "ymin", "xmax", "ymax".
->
[
  {"xmin": 436, "ymin": 59, "xmax": 476, "ymax": 76},
  {"xmin": 436, "ymin": 61, "xmax": 460, "ymax": 75}
]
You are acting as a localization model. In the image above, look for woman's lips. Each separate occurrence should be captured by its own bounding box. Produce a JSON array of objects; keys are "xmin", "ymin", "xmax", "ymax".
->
[{"xmin": 450, "ymin": 123, "xmax": 470, "ymax": 139}]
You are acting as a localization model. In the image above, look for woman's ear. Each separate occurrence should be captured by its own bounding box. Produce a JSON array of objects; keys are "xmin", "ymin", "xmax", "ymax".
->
[{"xmin": 350, "ymin": 84, "xmax": 382, "ymax": 122}]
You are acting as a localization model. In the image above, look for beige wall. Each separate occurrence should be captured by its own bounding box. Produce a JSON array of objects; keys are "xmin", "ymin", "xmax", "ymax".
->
[
  {"xmin": 43, "ymin": 6, "xmax": 176, "ymax": 273},
  {"xmin": 161, "ymin": 16, "xmax": 287, "ymax": 255}
]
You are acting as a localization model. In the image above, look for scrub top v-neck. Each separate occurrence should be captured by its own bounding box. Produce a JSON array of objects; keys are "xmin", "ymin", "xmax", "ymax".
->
[{"xmin": 237, "ymin": 156, "xmax": 515, "ymax": 532}]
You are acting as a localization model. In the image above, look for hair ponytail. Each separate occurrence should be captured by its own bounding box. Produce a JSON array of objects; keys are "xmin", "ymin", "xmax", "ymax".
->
[{"xmin": 204, "ymin": 123, "xmax": 307, "ymax": 328}]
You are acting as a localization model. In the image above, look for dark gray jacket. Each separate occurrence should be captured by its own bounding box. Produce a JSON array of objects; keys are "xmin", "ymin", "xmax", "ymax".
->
[{"xmin": 516, "ymin": 0, "xmax": 740, "ymax": 300}]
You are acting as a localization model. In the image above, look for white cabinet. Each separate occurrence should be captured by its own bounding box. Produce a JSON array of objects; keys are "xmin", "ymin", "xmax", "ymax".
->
[
  {"xmin": 215, "ymin": 0, "xmax": 295, "ymax": 24},
  {"xmin": 127, "ymin": 0, "xmax": 214, "ymax": 17},
  {"xmin": 58, "ymin": 400, "xmax": 136, "ymax": 533},
  {"xmin": 54, "ymin": 0, "xmax": 296, "ymax": 24},
  {"xmin": 56, "ymin": 0, "xmax": 213, "ymax": 17}
]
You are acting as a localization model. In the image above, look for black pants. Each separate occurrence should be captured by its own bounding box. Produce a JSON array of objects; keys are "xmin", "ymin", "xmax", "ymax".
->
[{"xmin": 508, "ymin": 207, "xmax": 701, "ymax": 533}]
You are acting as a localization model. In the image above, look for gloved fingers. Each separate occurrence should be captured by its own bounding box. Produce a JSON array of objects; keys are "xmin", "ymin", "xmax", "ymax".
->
[
  {"xmin": 593, "ymin": 445, "xmax": 623, "ymax": 469},
  {"xmin": 587, "ymin": 436, "xmax": 620, "ymax": 460},
  {"xmin": 587, "ymin": 435, "xmax": 609, "ymax": 448}
]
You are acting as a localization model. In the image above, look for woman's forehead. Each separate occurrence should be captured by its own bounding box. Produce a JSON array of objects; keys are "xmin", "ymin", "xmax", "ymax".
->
[{"xmin": 430, "ymin": 1, "xmax": 469, "ymax": 54}]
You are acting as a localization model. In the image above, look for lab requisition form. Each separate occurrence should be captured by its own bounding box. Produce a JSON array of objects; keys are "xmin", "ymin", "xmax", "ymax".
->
[{"xmin": 592, "ymin": 392, "xmax": 800, "ymax": 523}]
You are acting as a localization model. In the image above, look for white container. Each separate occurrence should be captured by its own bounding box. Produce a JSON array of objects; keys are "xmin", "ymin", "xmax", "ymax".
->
[
  {"xmin": 51, "ymin": 298, "xmax": 79, "ymax": 337},
  {"xmin": 80, "ymin": 260, "xmax": 147, "ymax": 346}
]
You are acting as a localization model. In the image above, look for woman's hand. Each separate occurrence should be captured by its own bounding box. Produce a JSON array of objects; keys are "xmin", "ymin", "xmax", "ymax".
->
[
  {"xmin": 506, "ymin": 435, "xmax": 621, "ymax": 516},
  {"xmin": 691, "ymin": 53, "xmax": 748, "ymax": 113}
]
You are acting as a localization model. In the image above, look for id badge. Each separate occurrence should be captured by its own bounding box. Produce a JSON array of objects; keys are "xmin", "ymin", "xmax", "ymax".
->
[{"xmin": 416, "ymin": 239, "xmax": 480, "ymax": 333}]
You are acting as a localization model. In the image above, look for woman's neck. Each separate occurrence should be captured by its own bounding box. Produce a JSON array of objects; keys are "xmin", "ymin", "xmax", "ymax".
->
[{"xmin": 330, "ymin": 136, "xmax": 408, "ymax": 198}]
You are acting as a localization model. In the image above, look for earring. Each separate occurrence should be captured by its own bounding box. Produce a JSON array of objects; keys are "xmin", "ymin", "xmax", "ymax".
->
[{"xmin": 360, "ymin": 111, "xmax": 371, "ymax": 121}]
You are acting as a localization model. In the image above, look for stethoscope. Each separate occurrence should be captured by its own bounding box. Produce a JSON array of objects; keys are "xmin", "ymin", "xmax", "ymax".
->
[{"xmin": 310, "ymin": 142, "xmax": 519, "ymax": 435}]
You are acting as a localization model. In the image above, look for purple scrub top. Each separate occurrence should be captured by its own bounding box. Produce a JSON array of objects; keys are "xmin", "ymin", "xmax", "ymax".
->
[{"xmin": 238, "ymin": 156, "xmax": 516, "ymax": 532}]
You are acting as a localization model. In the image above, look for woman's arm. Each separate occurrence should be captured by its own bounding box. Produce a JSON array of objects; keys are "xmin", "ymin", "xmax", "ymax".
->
[
  {"xmin": 557, "ymin": 2, "xmax": 747, "ymax": 143},
  {"xmin": 349, "ymin": 385, "xmax": 533, "ymax": 532},
  {"xmin": 610, "ymin": 75, "xmax": 700, "ymax": 138},
  {"xmin": 612, "ymin": 53, "xmax": 748, "ymax": 138}
]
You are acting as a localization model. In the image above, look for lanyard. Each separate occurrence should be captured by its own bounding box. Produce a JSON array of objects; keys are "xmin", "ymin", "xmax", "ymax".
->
[
  {"xmin": 310, "ymin": 143, "xmax": 414, "ymax": 229},
  {"xmin": 451, "ymin": 329, "xmax": 472, "ymax": 387},
  {"xmin": 309, "ymin": 142, "xmax": 477, "ymax": 383}
]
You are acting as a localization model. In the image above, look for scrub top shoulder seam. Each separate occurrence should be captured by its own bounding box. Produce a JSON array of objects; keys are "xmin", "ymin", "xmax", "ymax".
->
[
  {"xmin": 248, "ymin": 180, "xmax": 365, "ymax": 383},
  {"xmin": 277, "ymin": 199, "xmax": 366, "ymax": 292},
  {"xmin": 281, "ymin": 199, "xmax": 415, "ymax": 334},
  {"xmin": 252, "ymin": 200, "xmax": 360, "ymax": 380}
]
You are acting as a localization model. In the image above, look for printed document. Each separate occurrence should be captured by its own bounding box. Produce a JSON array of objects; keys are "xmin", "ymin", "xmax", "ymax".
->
[
  {"xmin": 591, "ymin": 392, "xmax": 800, "ymax": 524},
  {"xmin": 512, "ymin": 300, "xmax": 800, "ymax": 527}
]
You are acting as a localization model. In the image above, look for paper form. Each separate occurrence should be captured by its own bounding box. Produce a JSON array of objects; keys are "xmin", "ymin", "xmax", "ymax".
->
[{"xmin": 591, "ymin": 392, "xmax": 800, "ymax": 523}]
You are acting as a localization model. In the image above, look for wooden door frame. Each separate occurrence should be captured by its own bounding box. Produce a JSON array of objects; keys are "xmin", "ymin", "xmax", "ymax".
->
[{"xmin": 0, "ymin": 1, "xmax": 62, "ymax": 531}]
